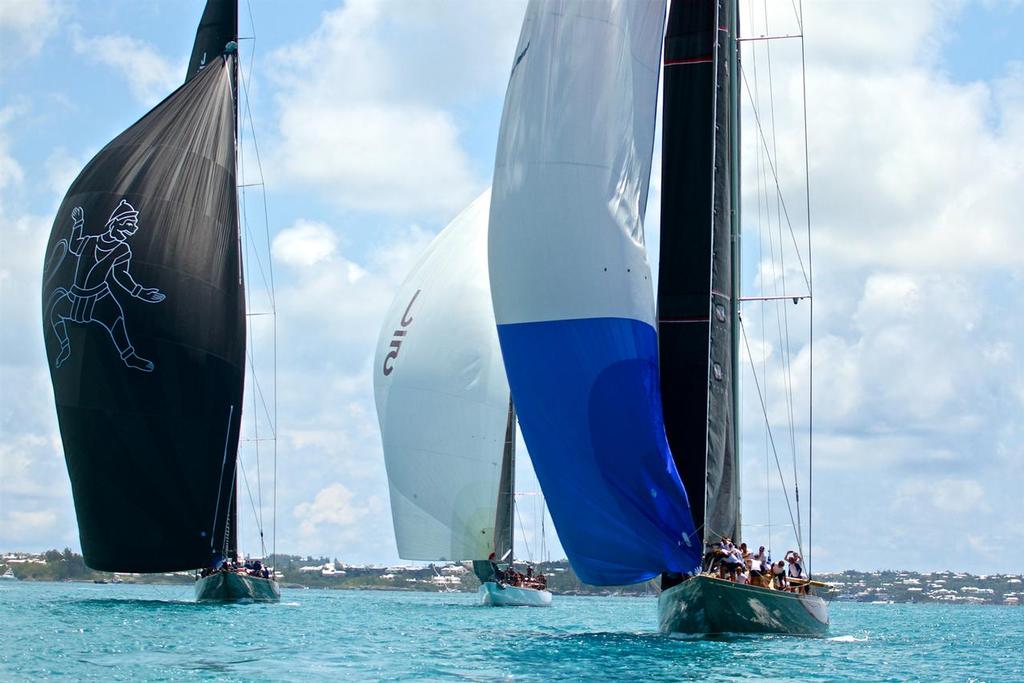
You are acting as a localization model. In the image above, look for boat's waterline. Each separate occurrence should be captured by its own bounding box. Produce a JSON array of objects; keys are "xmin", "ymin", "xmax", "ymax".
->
[
  {"xmin": 194, "ymin": 572, "xmax": 281, "ymax": 603},
  {"xmin": 658, "ymin": 575, "xmax": 829, "ymax": 636},
  {"xmin": 479, "ymin": 582, "xmax": 552, "ymax": 607}
]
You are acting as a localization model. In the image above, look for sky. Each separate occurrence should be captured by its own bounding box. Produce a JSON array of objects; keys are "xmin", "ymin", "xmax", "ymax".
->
[{"xmin": 1, "ymin": 0, "xmax": 1022, "ymax": 575}]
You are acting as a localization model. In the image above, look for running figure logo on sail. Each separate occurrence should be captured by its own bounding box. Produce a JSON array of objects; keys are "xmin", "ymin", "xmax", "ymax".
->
[{"xmin": 46, "ymin": 200, "xmax": 166, "ymax": 372}]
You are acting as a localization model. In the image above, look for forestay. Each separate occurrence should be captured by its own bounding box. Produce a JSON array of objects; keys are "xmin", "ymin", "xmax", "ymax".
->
[
  {"xmin": 488, "ymin": 0, "xmax": 702, "ymax": 585},
  {"xmin": 41, "ymin": 57, "xmax": 244, "ymax": 573},
  {"xmin": 374, "ymin": 191, "xmax": 512, "ymax": 562}
]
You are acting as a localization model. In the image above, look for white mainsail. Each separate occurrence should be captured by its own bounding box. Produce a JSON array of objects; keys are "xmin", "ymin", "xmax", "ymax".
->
[{"xmin": 374, "ymin": 190, "xmax": 511, "ymax": 561}]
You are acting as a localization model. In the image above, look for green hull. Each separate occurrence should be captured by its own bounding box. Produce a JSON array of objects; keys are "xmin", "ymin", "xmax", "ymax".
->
[
  {"xmin": 194, "ymin": 572, "xmax": 280, "ymax": 603},
  {"xmin": 658, "ymin": 575, "xmax": 829, "ymax": 636}
]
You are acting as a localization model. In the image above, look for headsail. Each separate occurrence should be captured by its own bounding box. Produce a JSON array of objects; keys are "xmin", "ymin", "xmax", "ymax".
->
[
  {"xmin": 658, "ymin": 0, "xmax": 740, "ymax": 546},
  {"xmin": 374, "ymin": 191, "xmax": 513, "ymax": 562},
  {"xmin": 187, "ymin": 0, "xmax": 238, "ymax": 82},
  {"xmin": 41, "ymin": 55, "xmax": 243, "ymax": 573},
  {"xmin": 488, "ymin": 0, "xmax": 701, "ymax": 586}
]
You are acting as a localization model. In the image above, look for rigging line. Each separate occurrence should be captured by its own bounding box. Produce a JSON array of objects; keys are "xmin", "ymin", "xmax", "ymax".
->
[
  {"xmin": 238, "ymin": 122, "xmax": 266, "ymax": 543},
  {"xmin": 234, "ymin": 86, "xmax": 267, "ymax": 551},
  {"xmin": 243, "ymin": 0, "xmax": 278, "ymax": 568},
  {"xmin": 210, "ymin": 405, "xmax": 235, "ymax": 548},
  {"xmin": 242, "ymin": 216, "xmax": 267, "ymax": 546},
  {"xmin": 740, "ymin": 317, "xmax": 803, "ymax": 558},
  {"xmin": 237, "ymin": 447, "xmax": 266, "ymax": 558},
  {"xmin": 798, "ymin": 0, "xmax": 815, "ymax": 577},
  {"xmin": 513, "ymin": 495, "xmax": 533, "ymax": 563},
  {"xmin": 242, "ymin": 354, "xmax": 276, "ymax": 439},
  {"xmin": 739, "ymin": 66, "xmax": 810, "ymax": 291},
  {"xmin": 737, "ymin": 34, "xmax": 801, "ymax": 42},
  {"xmin": 237, "ymin": 36, "xmax": 277, "ymax": 311},
  {"xmin": 762, "ymin": 2, "xmax": 803, "ymax": 552},
  {"xmin": 740, "ymin": 294, "xmax": 809, "ymax": 302},
  {"xmin": 234, "ymin": 58, "xmax": 273, "ymax": 301},
  {"xmin": 751, "ymin": 23, "xmax": 790, "ymax": 554},
  {"xmin": 747, "ymin": 0, "xmax": 774, "ymax": 559}
]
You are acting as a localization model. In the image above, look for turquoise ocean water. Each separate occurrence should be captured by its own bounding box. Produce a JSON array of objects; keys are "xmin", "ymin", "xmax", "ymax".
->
[{"xmin": 1, "ymin": 581, "xmax": 1021, "ymax": 681}]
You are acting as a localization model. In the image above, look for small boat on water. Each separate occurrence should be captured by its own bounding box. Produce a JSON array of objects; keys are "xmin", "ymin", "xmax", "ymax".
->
[
  {"xmin": 373, "ymin": 193, "xmax": 551, "ymax": 608},
  {"xmin": 1, "ymin": 568, "xmax": 16, "ymax": 580},
  {"xmin": 41, "ymin": 0, "xmax": 278, "ymax": 604},
  {"xmin": 487, "ymin": 0, "xmax": 826, "ymax": 634}
]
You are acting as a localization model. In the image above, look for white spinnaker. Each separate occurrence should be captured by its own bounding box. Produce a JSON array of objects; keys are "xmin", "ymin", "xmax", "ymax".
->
[{"xmin": 374, "ymin": 191, "xmax": 510, "ymax": 561}]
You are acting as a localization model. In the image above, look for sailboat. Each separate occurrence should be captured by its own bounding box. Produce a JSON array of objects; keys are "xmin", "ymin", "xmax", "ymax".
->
[
  {"xmin": 373, "ymin": 191, "xmax": 552, "ymax": 608},
  {"xmin": 40, "ymin": 0, "xmax": 279, "ymax": 604},
  {"xmin": 488, "ymin": 0, "xmax": 827, "ymax": 635}
]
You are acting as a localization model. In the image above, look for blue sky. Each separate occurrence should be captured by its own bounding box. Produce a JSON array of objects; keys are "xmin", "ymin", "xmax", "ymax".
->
[{"xmin": 1, "ymin": 0, "xmax": 1022, "ymax": 574}]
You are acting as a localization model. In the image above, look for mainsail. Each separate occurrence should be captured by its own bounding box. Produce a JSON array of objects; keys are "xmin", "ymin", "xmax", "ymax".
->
[
  {"xmin": 488, "ymin": 0, "xmax": 701, "ymax": 586},
  {"xmin": 658, "ymin": 0, "xmax": 741, "ymax": 546},
  {"xmin": 41, "ymin": 21, "xmax": 242, "ymax": 572},
  {"xmin": 374, "ymin": 191, "xmax": 513, "ymax": 562}
]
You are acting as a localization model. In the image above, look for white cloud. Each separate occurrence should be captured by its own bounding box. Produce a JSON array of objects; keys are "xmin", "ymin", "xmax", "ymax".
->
[
  {"xmin": 0, "ymin": 0, "xmax": 63, "ymax": 67},
  {"xmin": 268, "ymin": 0, "xmax": 525, "ymax": 217},
  {"xmin": 0, "ymin": 104, "xmax": 26, "ymax": 190},
  {"xmin": 895, "ymin": 478, "xmax": 987, "ymax": 515},
  {"xmin": 272, "ymin": 220, "xmax": 339, "ymax": 268},
  {"xmin": 70, "ymin": 28, "xmax": 181, "ymax": 106},
  {"xmin": 293, "ymin": 482, "xmax": 384, "ymax": 546},
  {"xmin": 277, "ymin": 103, "xmax": 476, "ymax": 216}
]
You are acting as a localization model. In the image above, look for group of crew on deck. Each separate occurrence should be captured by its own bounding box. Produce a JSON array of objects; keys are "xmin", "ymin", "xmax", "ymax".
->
[
  {"xmin": 486, "ymin": 553, "xmax": 547, "ymax": 590},
  {"xmin": 706, "ymin": 538, "xmax": 809, "ymax": 593},
  {"xmin": 199, "ymin": 555, "xmax": 271, "ymax": 580}
]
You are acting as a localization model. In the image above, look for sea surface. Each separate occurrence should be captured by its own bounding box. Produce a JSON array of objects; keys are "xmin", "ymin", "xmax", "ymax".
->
[{"xmin": 1, "ymin": 581, "xmax": 1020, "ymax": 681}]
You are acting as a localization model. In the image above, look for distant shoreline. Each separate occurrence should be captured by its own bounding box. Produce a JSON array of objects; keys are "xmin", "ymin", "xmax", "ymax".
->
[{"xmin": 3, "ymin": 550, "xmax": 1020, "ymax": 606}]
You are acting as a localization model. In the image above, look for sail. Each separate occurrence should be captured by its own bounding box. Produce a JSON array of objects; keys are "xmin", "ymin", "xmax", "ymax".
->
[
  {"xmin": 187, "ymin": 0, "xmax": 238, "ymax": 82},
  {"xmin": 488, "ymin": 0, "xmax": 702, "ymax": 586},
  {"xmin": 40, "ymin": 56, "xmax": 243, "ymax": 573},
  {"xmin": 658, "ymin": 0, "xmax": 740, "ymax": 546},
  {"xmin": 374, "ymin": 191, "xmax": 513, "ymax": 562}
]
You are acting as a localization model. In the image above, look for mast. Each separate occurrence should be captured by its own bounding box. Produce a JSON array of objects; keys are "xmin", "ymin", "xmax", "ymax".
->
[
  {"xmin": 493, "ymin": 400, "xmax": 516, "ymax": 563},
  {"xmin": 727, "ymin": 0, "xmax": 742, "ymax": 546},
  {"xmin": 658, "ymin": 0, "xmax": 740, "ymax": 550}
]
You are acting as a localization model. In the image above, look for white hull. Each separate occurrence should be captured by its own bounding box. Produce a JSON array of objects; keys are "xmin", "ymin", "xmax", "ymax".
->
[{"xmin": 478, "ymin": 582, "xmax": 552, "ymax": 607}]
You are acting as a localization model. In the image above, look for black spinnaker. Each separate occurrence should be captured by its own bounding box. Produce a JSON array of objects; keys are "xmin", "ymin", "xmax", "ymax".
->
[
  {"xmin": 41, "ymin": 45, "xmax": 243, "ymax": 573},
  {"xmin": 187, "ymin": 0, "xmax": 238, "ymax": 82},
  {"xmin": 658, "ymin": 0, "xmax": 740, "ymax": 549}
]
